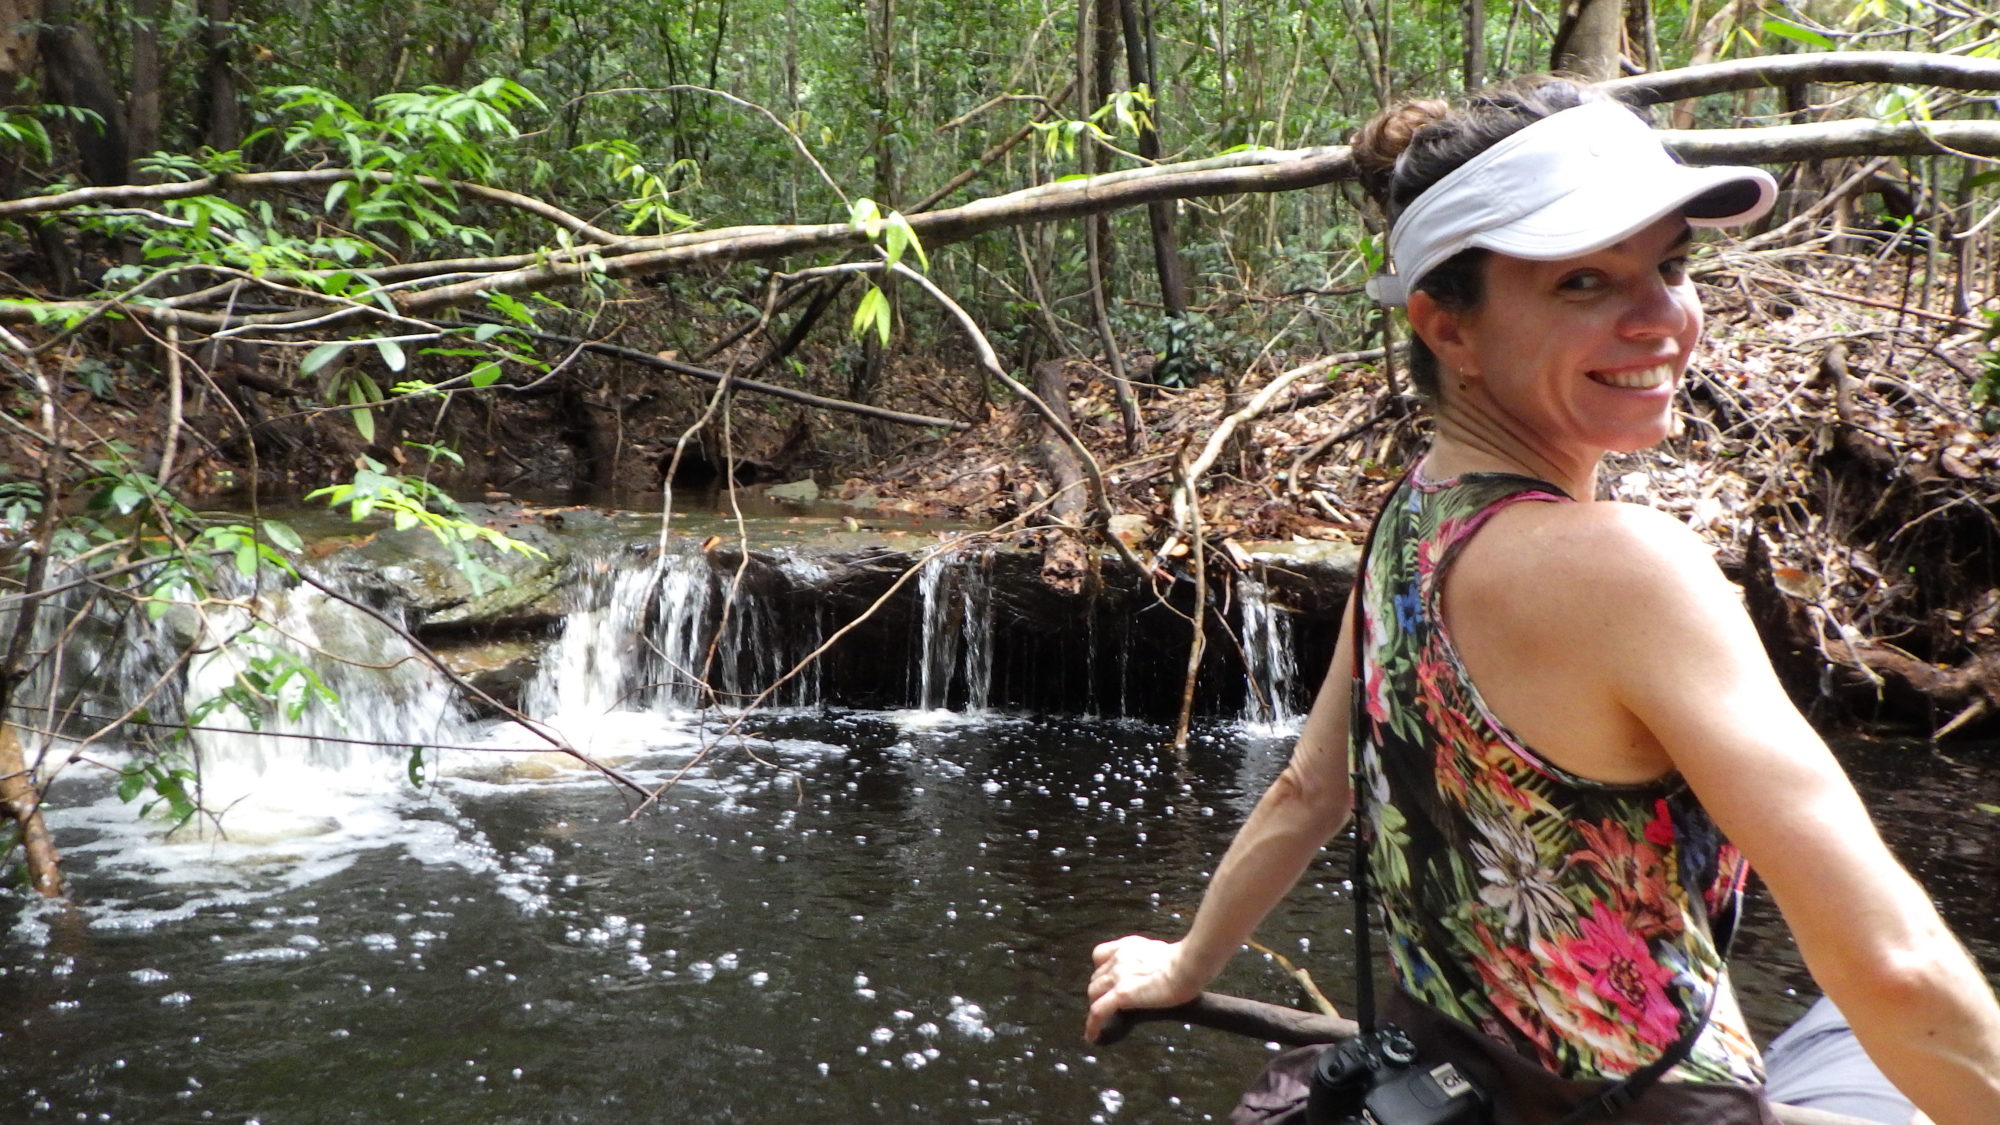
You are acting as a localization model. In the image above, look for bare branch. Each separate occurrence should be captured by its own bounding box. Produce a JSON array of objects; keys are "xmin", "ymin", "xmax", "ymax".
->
[{"xmin": 1604, "ymin": 50, "xmax": 2000, "ymax": 105}]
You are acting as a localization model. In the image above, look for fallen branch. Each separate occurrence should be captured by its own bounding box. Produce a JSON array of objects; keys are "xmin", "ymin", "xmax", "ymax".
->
[
  {"xmin": 0, "ymin": 168, "xmax": 624, "ymax": 244},
  {"xmin": 1603, "ymin": 51, "xmax": 2000, "ymax": 105},
  {"xmin": 1171, "ymin": 350, "xmax": 1378, "ymax": 534},
  {"xmin": 480, "ymin": 324, "xmax": 971, "ymax": 431}
]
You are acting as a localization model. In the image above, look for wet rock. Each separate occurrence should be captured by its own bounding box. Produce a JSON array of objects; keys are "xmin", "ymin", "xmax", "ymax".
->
[{"xmin": 765, "ymin": 479, "xmax": 821, "ymax": 504}]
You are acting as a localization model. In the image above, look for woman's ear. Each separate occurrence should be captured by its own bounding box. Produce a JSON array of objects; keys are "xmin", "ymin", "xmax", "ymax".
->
[{"xmin": 1406, "ymin": 291, "xmax": 1476, "ymax": 374}]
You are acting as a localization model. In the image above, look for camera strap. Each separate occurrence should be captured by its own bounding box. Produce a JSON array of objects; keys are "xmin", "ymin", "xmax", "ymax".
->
[{"xmin": 1345, "ymin": 472, "xmax": 1719, "ymax": 1123}]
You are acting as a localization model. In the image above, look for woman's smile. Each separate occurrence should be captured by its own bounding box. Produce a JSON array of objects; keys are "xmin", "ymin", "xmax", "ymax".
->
[{"xmin": 1587, "ymin": 361, "xmax": 1677, "ymax": 390}]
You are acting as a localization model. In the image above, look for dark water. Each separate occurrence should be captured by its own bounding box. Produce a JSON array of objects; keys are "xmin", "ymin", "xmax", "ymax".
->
[{"xmin": 1, "ymin": 717, "xmax": 1993, "ymax": 1123}]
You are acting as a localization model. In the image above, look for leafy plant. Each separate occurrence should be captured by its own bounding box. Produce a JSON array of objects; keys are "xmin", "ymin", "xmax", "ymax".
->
[{"xmin": 306, "ymin": 454, "xmax": 545, "ymax": 595}]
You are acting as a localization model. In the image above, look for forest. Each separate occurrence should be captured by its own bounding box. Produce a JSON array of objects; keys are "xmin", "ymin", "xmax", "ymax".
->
[{"xmin": 1, "ymin": 0, "xmax": 1999, "ymax": 897}]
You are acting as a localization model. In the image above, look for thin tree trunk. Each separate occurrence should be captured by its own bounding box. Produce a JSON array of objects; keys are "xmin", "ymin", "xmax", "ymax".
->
[
  {"xmin": 0, "ymin": 724, "xmax": 61, "ymax": 898},
  {"xmin": 201, "ymin": 0, "xmax": 241, "ymax": 152},
  {"xmin": 128, "ymin": 0, "xmax": 163, "ymax": 177},
  {"xmin": 1551, "ymin": 0, "xmax": 1624, "ymax": 81},
  {"xmin": 1464, "ymin": 0, "xmax": 1487, "ymax": 90},
  {"xmin": 1119, "ymin": 0, "xmax": 1186, "ymax": 319}
]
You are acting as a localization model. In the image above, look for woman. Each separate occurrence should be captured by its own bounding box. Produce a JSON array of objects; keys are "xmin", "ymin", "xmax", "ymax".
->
[{"xmin": 1083, "ymin": 77, "xmax": 2000, "ymax": 1124}]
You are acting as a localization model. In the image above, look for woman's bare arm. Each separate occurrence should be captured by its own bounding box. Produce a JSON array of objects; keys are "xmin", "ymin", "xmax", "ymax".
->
[
  {"xmin": 1549, "ymin": 504, "xmax": 2000, "ymax": 1125},
  {"xmin": 1083, "ymin": 589, "xmax": 1358, "ymax": 1043}
]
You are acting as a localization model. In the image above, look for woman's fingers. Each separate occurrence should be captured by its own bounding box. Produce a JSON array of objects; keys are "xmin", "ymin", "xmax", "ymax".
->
[{"xmin": 1083, "ymin": 936, "xmax": 1196, "ymax": 1041}]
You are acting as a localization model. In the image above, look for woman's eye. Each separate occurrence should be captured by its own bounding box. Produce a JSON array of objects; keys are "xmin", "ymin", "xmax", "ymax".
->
[
  {"xmin": 1558, "ymin": 272, "xmax": 1605, "ymax": 294},
  {"xmin": 1660, "ymin": 257, "xmax": 1690, "ymax": 284}
]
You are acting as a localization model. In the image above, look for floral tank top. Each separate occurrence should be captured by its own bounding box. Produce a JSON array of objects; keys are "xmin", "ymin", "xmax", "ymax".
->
[{"xmin": 1350, "ymin": 464, "xmax": 1764, "ymax": 1085}]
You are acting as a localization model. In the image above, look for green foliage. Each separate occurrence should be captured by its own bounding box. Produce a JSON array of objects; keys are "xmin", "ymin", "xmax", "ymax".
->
[
  {"xmin": 574, "ymin": 140, "xmax": 701, "ymax": 234},
  {"xmin": 274, "ymin": 78, "xmax": 544, "ymax": 185},
  {"xmin": 306, "ymin": 454, "xmax": 545, "ymax": 595},
  {"xmin": 117, "ymin": 757, "xmax": 199, "ymax": 826}
]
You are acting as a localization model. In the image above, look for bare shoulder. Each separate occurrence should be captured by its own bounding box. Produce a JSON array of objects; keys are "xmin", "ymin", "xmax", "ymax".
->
[{"xmin": 1453, "ymin": 498, "xmax": 1734, "ymax": 622}]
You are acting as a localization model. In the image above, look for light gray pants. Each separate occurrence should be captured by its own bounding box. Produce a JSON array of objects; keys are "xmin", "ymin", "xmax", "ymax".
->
[{"xmin": 1765, "ymin": 996, "xmax": 1917, "ymax": 1125}]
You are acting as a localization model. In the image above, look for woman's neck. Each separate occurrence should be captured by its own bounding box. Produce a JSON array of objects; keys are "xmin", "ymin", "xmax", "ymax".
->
[{"xmin": 1424, "ymin": 408, "xmax": 1602, "ymax": 499}]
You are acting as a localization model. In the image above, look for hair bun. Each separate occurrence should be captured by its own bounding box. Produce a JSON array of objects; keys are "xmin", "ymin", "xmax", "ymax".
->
[{"xmin": 1351, "ymin": 99, "xmax": 1449, "ymax": 210}]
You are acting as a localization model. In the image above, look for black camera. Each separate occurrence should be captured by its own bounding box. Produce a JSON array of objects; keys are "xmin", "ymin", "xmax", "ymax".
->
[{"xmin": 1306, "ymin": 1026, "xmax": 1490, "ymax": 1125}]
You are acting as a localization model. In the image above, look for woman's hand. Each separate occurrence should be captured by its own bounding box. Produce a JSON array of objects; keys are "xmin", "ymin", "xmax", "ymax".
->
[{"xmin": 1083, "ymin": 934, "xmax": 1207, "ymax": 1043}]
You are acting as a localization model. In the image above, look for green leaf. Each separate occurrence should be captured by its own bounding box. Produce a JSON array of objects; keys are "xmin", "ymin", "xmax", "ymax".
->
[
  {"xmin": 373, "ymin": 337, "xmax": 407, "ymax": 373},
  {"xmin": 301, "ymin": 342, "xmax": 348, "ymax": 376},
  {"xmin": 234, "ymin": 542, "xmax": 259, "ymax": 577},
  {"xmin": 853, "ymin": 285, "xmax": 892, "ymax": 346},
  {"xmin": 348, "ymin": 378, "xmax": 376, "ymax": 443},
  {"xmin": 1763, "ymin": 19, "xmax": 1835, "ymax": 49},
  {"xmin": 468, "ymin": 361, "xmax": 501, "ymax": 388},
  {"xmin": 262, "ymin": 520, "xmax": 304, "ymax": 553},
  {"xmin": 848, "ymin": 197, "xmax": 884, "ymax": 239},
  {"xmin": 884, "ymin": 212, "xmax": 927, "ymax": 271}
]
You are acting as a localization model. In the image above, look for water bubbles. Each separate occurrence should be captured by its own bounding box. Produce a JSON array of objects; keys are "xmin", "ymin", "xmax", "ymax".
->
[
  {"xmin": 869, "ymin": 1027, "xmax": 895, "ymax": 1044},
  {"xmin": 130, "ymin": 968, "xmax": 170, "ymax": 984}
]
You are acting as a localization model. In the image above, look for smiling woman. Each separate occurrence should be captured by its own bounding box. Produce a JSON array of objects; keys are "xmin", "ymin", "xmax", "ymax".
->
[{"xmin": 1083, "ymin": 75, "xmax": 2000, "ymax": 1125}]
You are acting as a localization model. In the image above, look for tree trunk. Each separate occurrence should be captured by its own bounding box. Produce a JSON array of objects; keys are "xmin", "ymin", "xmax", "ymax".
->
[
  {"xmin": 129, "ymin": 0, "xmax": 163, "ymax": 177},
  {"xmin": 39, "ymin": 0, "xmax": 127, "ymax": 185},
  {"xmin": 0, "ymin": 0, "xmax": 41, "ymax": 94},
  {"xmin": 1463, "ymin": 0, "xmax": 1487, "ymax": 90},
  {"xmin": 1031, "ymin": 359, "xmax": 1094, "ymax": 595},
  {"xmin": 200, "ymin": 0, "xmax": 240, "ymax": 150},
  {"xmin": 1119, "ymin": 0, "xmax": 1187, "ymax": 320},
  {"xmin": 1551, "ymin": 0, "xmax": 1624, "ymax": 82},
  {"xmin": 0, "ymin": 724, "xmax": 62, "ymax": 898}
]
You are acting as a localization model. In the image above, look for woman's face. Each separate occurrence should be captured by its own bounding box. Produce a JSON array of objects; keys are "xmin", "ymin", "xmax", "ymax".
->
[{"xmin": 1422, "ymin": 214, "xmax": 1703, "ymax": 458}]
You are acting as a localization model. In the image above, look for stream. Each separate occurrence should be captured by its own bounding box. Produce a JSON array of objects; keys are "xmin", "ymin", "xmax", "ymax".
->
[{"xmin": 1, "ymin": 528, "xmax": 1995, "ymax": 1123}]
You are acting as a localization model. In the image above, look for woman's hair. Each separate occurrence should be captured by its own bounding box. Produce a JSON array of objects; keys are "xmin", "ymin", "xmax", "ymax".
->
[{"xmin": 1350, "ymin": 77, "xmax": 1646, "ymax": 399}]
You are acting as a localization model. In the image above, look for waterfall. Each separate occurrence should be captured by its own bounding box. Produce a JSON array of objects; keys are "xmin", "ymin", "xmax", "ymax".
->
[
  {"xmin": 913, "ymin": 543, "xmax": 997, "ymax": 714},
  {"xmin": 1237, "ymin": 575, "xmax": 1302, "ymax": 730},
  {"xmin": 522, "ymin": 543, "xmax": 825, "ymax": 746},
  {"xmin": 2, "ymin": 561, "xmax": 473, "ymax": 836}
]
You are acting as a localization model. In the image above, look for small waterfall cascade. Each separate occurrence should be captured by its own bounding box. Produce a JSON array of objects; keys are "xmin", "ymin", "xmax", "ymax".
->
[
  {"xmin": 1237, "ymin": 575, "xmax": 1302, "ymax": 730},
  {"xmin": 520, "ymin": 552, "xmax": 664, "ymax": 732},
  {"xmin": 4, "ymin": 562, "xmax": 473, "ymax": 830},
  {"xmin": 522, "ymin": 543, "xmax": 825, "ymax": 742},
  {"xmin": 173, "ymin": 576, "xmax": 473, "ymax": 813},
  {"xmin": 914, "ymin": 544, "xmax": 997, "ymax": 713}
]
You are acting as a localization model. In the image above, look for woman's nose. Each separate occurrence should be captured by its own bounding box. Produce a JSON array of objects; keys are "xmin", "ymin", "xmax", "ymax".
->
[{"xmin": 1621, "ymin": 277, "xmax": 1695, "ymax": 339}]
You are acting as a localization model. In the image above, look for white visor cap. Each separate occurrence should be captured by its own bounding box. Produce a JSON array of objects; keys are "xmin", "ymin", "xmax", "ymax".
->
[{"xmin": 1365, "ymin": 100, "xmax": 1777, "ymax": 306}]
